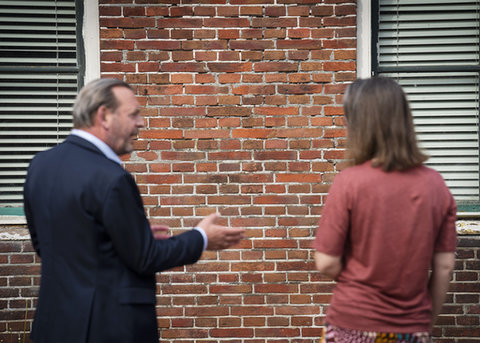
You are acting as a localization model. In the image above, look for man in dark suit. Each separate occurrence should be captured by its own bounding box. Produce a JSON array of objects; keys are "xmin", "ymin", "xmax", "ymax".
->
[{"xmin": 23, "ymin": 78, "xmax": 245, "ymax": 343}]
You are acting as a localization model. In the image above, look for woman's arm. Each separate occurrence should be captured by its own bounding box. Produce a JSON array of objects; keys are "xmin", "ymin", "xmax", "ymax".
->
[
  {"xmin": 429, "ymin": 252, "xmax": 455, "ymax": 328},
  {"xmin": 314, "ymin": 251, "xmax": 342, "ymax": 280}
]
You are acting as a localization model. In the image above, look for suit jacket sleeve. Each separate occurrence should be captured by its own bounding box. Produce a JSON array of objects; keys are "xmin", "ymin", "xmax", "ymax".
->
[
  {"xmin": 23, "ymin": 180, "xmax": 41, "ymax": 257},
  {"xmin": 102, "ymin": 172, "xmax": 204, "ymax": 275}
]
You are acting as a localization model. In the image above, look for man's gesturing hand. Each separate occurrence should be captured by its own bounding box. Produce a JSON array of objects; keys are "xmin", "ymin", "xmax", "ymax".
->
[{"xmin": 197, "ymin": 213, "xmax": 245, "ymax": 250}]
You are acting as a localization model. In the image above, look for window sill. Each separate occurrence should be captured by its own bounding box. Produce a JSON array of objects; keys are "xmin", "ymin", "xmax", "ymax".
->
[
  {"xmin": 456, "ymin": 220, "xmax": 480, "ymax": 235},
  {"xmin": 0, "ymin": 215, "xmax": 479, "ymax": 241},
  {"xmin": 0, "ymin": 215, "xmax": 28, "ymax": 240},
  {"xmin": 0, "ymin": 215, "xmax": 26, "ymax": 225},
  {"xmin": 0, "ymin": 227, "xmax": 29, "ymax": 240}
]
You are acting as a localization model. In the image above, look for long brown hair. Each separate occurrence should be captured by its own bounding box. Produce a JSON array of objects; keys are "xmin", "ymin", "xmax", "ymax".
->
[{"xmin": 343, "ymin": 77, "xmax": 428, "ymax": 171}]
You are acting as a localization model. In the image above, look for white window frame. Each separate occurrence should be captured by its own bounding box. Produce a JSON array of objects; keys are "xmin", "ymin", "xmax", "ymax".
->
[
  {"xmin": 83, "ymin": 0, "xmax": 100, "ymax": 85},
  {"xmin": 0, "ymin": 0, "xmax": 100, "ymax": 225},
  {"xmin": 357, "ymin": 0, "xmax": 372, "ymax": 79}
]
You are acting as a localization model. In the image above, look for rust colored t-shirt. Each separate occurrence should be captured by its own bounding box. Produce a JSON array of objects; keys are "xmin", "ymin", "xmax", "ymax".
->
[{"xmin": 313, "ymin": 161, "xmax": 457, "ymax": 333}]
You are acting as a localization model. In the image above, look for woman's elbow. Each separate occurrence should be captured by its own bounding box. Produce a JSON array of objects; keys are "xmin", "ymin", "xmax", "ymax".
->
[{"xmin": 314, "ymin": 251, "xmax": 342, "ymax": 279}]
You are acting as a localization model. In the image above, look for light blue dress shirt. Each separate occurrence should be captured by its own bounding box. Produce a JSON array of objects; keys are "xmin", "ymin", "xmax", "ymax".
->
[{"xmin": 71, "ymin": 129, "xmax": 122, "ymax": 165}]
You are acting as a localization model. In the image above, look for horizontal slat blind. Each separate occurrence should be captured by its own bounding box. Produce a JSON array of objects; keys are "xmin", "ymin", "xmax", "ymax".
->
[
  {"xmin": 0, "ymin": 0, "xmax": 79, "ymax": 208},
  {"xmin": 375, "ymin": 0, "xmax": 480, "ymax": 202},
  {"xmin": 378, "ymin": 0, "xmax": 480, "ymax": 67}
]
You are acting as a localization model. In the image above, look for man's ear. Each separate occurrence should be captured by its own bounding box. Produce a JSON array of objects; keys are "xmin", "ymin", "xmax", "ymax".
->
[{"xmin": 94, "ymin": 106, "xmax": 113, "ymax": 131}]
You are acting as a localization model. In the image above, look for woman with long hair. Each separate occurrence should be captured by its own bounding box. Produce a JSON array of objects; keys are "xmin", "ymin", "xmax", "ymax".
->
[{"xmin": 313, "ymin": 78, "xmax": 457, "ymax": 343}]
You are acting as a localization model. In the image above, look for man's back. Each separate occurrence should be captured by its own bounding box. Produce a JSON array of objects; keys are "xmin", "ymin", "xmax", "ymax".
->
[
  {"xmin": 24, "ymin": 78, "xmax": 245, "ymax": 343},
  {"xmin": 24, "ymin": 135, "xmax": 203, "ymax": 343}
]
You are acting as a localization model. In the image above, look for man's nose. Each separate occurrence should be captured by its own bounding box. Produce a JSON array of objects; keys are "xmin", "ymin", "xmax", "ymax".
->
[{"xmin": 137, "ymin": 116, "xmax": 145, "ymax": 128}]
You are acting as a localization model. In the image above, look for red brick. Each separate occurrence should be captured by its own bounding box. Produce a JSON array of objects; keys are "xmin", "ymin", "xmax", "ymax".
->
[
  {"xmin": 156, "ymin": 18, "xmax": 203, "ymax": 28},
  {"xmin": 207, "ymin": 107, "xmax": 251, "ymax": 117},
  {"xmin": 252, "ymin": 17, "xmax": 297, "ymax": 28},
  {"xmin": 160, "ymin": 63, "xmax": 207, "ymax": 73},
  {"xmin": 323, "ymin": 61, "xmax": 356, "ymax": 71},
  {"xmin": 218, "ymin": 51, "xmax": 240, "ymax": 61},
  {"xmin": 254, "ymin": 62, "xmax": 298, "ymax": 72},
  {"xmin": 185, "ymin": 85, "xmax": 229, "ymax": 94},
  {"xmin": 204, "ymin": 18, "xmax": 249, "ymax": 28},
  {"xmin": 210, "ymin": 328, "xmax": 253, "ymax": 338},
  {"xmin": 193, "ymin": 30, "xmax": 216, "ymax": 40},
  {"xmin": 207, "ymin": 62, "xmax": 251, "ymax": 72},
  {"xmin": 255, "ymin": 327, "xmax": 300, "ymax": 337},
  {"xmin": 277, "ymin": 39, "xmax": 323, "ymax": 50},
  {"xmin": 193, "ymin": 6, "xmax": 215, "ymax": 16},
  {"xmin": 229, "ymin": 40, "xmax": 275, "ymax": 50},
  {"xmin": 161, "ymin": 329, "xmax": 208, "ymax": 339}
]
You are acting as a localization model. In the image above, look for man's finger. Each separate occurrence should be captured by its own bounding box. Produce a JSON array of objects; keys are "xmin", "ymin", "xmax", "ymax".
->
[{"xmin": 197, "ymin": 212, "xmax": 220, "ymax": 230}]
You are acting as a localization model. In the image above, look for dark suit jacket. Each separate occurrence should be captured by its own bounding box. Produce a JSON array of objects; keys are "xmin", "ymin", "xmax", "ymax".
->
[{"xmin": 23, "ymin": 135, "xmax": 204, "ymax": 343}]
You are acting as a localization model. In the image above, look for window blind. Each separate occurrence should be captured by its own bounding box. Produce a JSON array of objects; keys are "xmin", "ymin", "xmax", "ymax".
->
[
  {"xmin": 373, "ymin": 0, "xmax": 480, "ymax": 202},
  {"xmin": 0, "ymin": 0, "xmax": 81, "ymax": 209}
]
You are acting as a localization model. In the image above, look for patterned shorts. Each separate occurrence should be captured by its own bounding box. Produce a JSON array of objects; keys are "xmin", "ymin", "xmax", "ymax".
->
[{"xmin": 324, "ymin": 324, "xmax": 432, "ymax": 343}]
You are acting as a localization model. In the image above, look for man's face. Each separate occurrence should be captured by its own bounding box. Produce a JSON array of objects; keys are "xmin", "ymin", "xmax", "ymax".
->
[{"xmin": 106, "ymin": 86, "xmax": 144, "ymax": 156}]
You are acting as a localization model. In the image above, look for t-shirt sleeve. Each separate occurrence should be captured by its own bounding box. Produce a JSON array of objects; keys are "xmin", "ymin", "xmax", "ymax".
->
[
  {"xmin": 312, "ymin": 172, "xmax": 350, "ymax": 257},
  {"xmin": 434, "ymin": 190, "xmax": 457, "ymax": 253}
]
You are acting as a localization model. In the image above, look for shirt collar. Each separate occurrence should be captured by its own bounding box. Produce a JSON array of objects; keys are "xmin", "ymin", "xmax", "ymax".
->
[{"xmin": 71, "ymin": 129, "xmax": 123, "ymax": 165}]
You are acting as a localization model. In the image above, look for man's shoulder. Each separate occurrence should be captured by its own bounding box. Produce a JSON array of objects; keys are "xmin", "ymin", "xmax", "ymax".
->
[
  {"xmin": 33, "ymin": 135, "xmax": 99, "ymax": 159},
  {"xmin": 31, "ymin": 136, "xmax": 124, "ymax": 177}
]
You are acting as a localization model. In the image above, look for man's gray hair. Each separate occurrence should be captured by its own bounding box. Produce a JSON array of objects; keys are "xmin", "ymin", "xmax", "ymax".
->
[{"xmin": 72, "ymin": 78, "xmax": 132, "ymax": 128}]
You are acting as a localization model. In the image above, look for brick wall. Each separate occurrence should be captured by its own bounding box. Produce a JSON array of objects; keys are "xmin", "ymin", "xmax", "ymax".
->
[
  {"xmin": 0, "ymin": 234, "xmax": 38, "ymax": 343},
  {"xmin": 436, "ymin": 234, "xmax": 480, "ymax": 343},
  {"xmin": 1, "ymin": 1, "xmax": 479, "ymax": 342},
  {"xmin": 0, "ymin": 233, "xmax": 479, "ymax": 342},
  {"xmin": 100, "ymin": 0, "xmax": 353, "ymax": 340}
]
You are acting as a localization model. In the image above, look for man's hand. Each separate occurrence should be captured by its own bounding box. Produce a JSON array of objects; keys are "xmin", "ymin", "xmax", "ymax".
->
[
  {"xmin": 197, "ymin": 213, "xmax": 245, "ymax": 250},
  {"xmin": 151, "ymin": 224, "xmax": 171, "ymax": 240}
]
